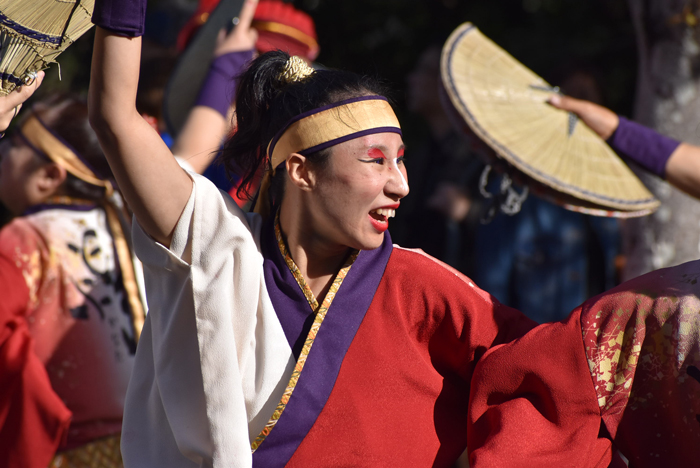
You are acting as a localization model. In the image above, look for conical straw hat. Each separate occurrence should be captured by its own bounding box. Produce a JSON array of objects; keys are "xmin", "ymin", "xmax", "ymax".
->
[
  {"xmin": 0, "ymin": 0, "xmax": 95, "ymax": 96},
  {"xmin": 441, "ymin": 23, "xmax": 659, "ymax": 217}
]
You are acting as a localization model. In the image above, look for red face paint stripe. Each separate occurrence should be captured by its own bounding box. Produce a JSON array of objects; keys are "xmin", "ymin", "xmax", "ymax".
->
[{"xmin": 368, "ymin": 148, "xmax": 387, "ymax": 159}]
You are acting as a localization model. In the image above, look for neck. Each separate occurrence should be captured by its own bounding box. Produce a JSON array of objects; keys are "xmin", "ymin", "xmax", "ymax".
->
[{"xmin": 279, "ymin": 199, "xmax": 351, "ymax": 300}]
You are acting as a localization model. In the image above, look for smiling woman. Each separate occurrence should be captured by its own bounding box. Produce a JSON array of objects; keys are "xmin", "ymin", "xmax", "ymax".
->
[{"xmin": 87, "ymin": 1, "xmax": 536, "ymax": 466}]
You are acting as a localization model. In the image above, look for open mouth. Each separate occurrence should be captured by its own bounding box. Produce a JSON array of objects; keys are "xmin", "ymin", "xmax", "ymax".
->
[{"xmin": 369, "ymin": 208, "xmax": 395, "ymax": 223}]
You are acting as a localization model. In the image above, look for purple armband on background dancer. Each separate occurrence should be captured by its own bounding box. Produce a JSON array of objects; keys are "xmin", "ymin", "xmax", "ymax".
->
[
  {"xmin": 607, "ymin": 116, "xmax": 681, "ymax": 178},
  {"xmin": 194, "ymin": 50, "xmax": 254, "ymax": 118},
  {"xmin": 92, "ymin": 0, "xmax": 147, "ymax": 37}
]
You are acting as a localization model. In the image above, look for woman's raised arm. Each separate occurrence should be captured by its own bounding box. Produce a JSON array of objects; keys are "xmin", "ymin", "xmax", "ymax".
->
[{"xmin": 88, "ymin": 26, "xmax": 192, "ymax": 247}]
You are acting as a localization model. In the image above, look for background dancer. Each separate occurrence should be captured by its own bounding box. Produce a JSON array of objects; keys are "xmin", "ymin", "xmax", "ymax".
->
[{"xmin": 0, "ymin": 96, "xmax": 145, "ymax": 468}]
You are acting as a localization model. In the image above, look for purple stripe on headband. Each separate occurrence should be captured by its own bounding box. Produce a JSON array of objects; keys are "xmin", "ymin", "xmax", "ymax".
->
[
  {"xmin": 32, "ymin": 113, "xmax": 105, "ymax": 180},
  {"xmin": 16, "ymin": 132, "xmax": 49, "ymax": 162},
  {"xmin": 298, "ymin": 126, "xmax": 402, "ymax": 157},
  {"xmin": 267, "ymin": 95, "xmax": 391, "ymax": 159}
]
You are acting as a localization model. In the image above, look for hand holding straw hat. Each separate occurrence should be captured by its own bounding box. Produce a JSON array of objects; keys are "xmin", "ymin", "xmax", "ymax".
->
[
  {"xmin": 0, "ymin": 0, "xmax": 95, "ymax": 96},
  {"xmin": 0, "ymin": 70, "xmax": 44, "ymax": 135},
  {"xmin": 213, "ymin": 0, "xmax": 259, "ymax": 56},
  {"xmin": 550, "ymin": 93, "xmax": 700, "ymax": 201},
  {"xmin": 440, "ymin": 23, "xmax": 660, "ymax": 218}
]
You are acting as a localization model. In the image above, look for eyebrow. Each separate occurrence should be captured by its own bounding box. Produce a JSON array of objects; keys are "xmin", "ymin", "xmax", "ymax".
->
[{"xmin": 366, "ymin": 143, "xmax": 407, "ymax": 153}]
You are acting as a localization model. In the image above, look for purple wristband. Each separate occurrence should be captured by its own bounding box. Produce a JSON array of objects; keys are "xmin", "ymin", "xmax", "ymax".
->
[
  {"xmin": 607, "ymin": 116, "xmax": 680, "ymax": 178},
  {"xmin": 194, "ymin": 50, "xmax": 255, "ymax": 118},
  {"xmin": 92, "ymin": 0, "xmax": 147, "ymax": 37}
]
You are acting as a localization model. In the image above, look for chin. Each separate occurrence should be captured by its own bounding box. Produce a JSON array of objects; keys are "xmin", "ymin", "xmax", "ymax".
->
[{"xmin": 355, "ymin": 233, "xmax": 385, "ymax": 251}]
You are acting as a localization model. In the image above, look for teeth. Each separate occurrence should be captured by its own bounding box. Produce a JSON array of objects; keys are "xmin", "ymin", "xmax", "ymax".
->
[{"xmin": 371, "ymin": 208, "xmax": 396, "ymax": 218}]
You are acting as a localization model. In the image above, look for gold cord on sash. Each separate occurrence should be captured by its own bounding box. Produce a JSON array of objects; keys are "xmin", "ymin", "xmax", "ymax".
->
[{"xmin": 19, "ymin": 115, "xmax": 145, "ymax": 342}]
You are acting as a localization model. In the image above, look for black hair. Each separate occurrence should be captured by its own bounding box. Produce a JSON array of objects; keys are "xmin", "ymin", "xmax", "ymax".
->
[
  {"xmin": 32, "ymin": 95, "xmax": 114, "ymax": 201},
  {"xmin": 222, "ymin": 50, "xmax": 389, "ymax": 210}
]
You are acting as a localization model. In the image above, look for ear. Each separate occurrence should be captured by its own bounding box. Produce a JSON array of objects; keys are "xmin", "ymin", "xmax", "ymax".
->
[
  {"xmin": 36, "ymin": 163, "xmax": 67, "ymax": 195},
  {"xmin": 286, "ymin": 153, "xmax": 317, "ymax": 191}
]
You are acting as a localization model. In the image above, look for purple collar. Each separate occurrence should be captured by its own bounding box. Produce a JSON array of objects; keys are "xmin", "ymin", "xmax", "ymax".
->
[{"xmin": 257, "ymin": 216, "xmax": 393, "ymax": 466}]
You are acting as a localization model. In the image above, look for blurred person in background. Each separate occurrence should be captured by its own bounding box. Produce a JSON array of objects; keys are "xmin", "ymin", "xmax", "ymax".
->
[
  {"xmin": 0, "ymin": 72, "xmax": 45, "ymax": 228},
  {"xmin": 0, "ymin": 95, "xmax": 145, "ymax": 468},
  {"xmin": 398, "ymin": 44, "xmax": 484, "ymax": 276},
  {"xmin": 171, "ymin": 0, "xmax": 320, "ymax": 208},
  {"xmin": 472, "ymin": 67, "xmax": 622, "ymax": 324}
]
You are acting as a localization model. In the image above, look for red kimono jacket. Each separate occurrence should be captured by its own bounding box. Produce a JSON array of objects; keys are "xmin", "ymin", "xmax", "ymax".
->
[{"xmin": 251, "ymin": 219, "xmax": 536, "ymax": 467}]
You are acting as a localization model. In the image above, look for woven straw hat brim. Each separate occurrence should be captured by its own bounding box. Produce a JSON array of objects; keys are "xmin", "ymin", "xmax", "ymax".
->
[
  {"xmin": 440, "ymin": 23, "xmax": 659, "ymax": 215},
  {"xmin": 0, "ymin": 0, "xmax": 95, "ymax": 95}
]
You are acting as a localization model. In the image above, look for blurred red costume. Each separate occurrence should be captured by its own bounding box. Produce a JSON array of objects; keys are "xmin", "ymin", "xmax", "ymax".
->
[
  {"xmin": 0, "ymin": 202, "xmax": 140, "ymax": 468},
  {"xmin": 469, "ymin": 260, "xmax": 700, "ymax": 467}
]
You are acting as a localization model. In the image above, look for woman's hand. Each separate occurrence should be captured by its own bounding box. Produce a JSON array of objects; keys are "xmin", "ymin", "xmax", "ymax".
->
[
  {"xmin": 0, "ymin": 71, "xmax": 45, "ymax": 132},
  {"xmin": 213, "ymin": 0, "xmax": 259, "ymax": 56},
  {"xmin": 547, "ymin": 94, "xmax": 619, "ymax": 140},
  {"xmin": 548, "ymin": 94, "xmax": 700, "ymax": 200},
  {"xmin": 173, "ymin": 0, "xmax": 259, "ymax": 174}
]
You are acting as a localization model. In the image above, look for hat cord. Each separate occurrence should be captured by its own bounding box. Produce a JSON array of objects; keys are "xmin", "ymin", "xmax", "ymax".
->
[{"xmin": 478, "ymin": 165, "xmax": 529, "ymax": 224}]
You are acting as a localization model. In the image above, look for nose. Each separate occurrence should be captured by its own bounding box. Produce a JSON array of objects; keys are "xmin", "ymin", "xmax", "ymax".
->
[{"xmin": 385, "ymin": 160, "xmax": 409, "ymax": 200}]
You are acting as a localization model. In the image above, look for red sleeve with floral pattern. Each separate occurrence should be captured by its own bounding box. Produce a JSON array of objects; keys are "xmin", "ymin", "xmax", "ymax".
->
[
  {"xmin": 468, "ymin": 260, "xmax": 700, "ymax": 468},
  {"xmin": 0, "ymin": 224, "xmax": 71, "ymax": 468}
]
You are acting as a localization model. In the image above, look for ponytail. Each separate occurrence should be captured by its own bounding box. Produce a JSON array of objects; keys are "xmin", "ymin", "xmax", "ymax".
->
[{"xmin": 223, "ymin": 50, "xmax": 289, "ymax": 201}]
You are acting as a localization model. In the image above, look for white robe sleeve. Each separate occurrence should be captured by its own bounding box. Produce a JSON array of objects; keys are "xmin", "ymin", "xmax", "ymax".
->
[{"xmin": 121, "ymin": 173, "xmax": 293, "ymax": 468}]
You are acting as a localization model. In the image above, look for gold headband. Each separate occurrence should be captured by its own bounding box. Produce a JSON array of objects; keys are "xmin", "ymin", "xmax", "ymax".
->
[
  {"xmin": 255, "ymin": 96, "xmax": 402, "ymax": 216},
  {"xmin": 20, "ymin": 115, "xmax": 110, "ymax": 190},
  {"xmin": 267, "ymin": 97, "xmax": 401, "ymax": 172}
]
